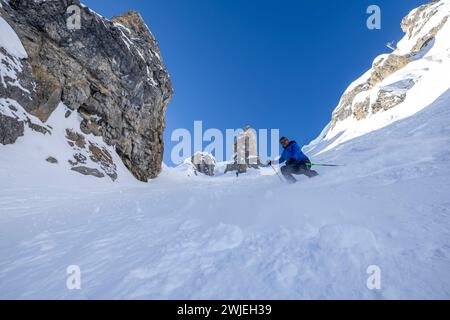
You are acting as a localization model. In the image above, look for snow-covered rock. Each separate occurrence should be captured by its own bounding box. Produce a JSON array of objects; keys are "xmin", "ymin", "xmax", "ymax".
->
[
  {"xmin": 172, "ymin": 152, "xmax": 217, "ymax": 177},
  {"xmin": 191, "ymin": 152, "xmax": 216, "ymax": 176},
  {"xmin": 307, "ymin": 0, "xmax": 450, "ymax": 154},
  {"xmin": 0, "ymin": 99, "xmax": 135, "ymax": 182},
  {"xmin": 224, "ymin": 126, "xmax": 265, "ymax": 175}
]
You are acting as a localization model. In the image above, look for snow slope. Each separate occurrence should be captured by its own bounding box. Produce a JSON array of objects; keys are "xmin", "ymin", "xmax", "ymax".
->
[
  {"xmin": 0, "ymin": 16, "xmax": 27, "ymax": 59},
  {"xmin": 1, "ymin": 88, "xmax": 450, "ymax": 299},
  {"xmin": 0, "ymin": 101, "xmax": 137, "ymax": 187}
]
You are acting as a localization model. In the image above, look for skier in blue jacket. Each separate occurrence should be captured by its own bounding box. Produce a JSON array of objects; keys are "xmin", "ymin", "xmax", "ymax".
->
[{"xmin": 268, "ymin": 136, "xmax": 318, "ymax": 183}]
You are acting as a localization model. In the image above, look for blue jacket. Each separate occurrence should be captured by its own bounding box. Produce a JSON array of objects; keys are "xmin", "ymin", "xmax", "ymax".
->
[{"xmin": 278, "ymin": 141, "xmax": 309, "ymax": 165}]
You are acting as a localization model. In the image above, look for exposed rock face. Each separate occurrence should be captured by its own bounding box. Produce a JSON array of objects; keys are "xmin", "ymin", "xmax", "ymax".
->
[
  {"xmin": 372, "ymin": 90, "xmax": 407, "ymax": 114},
  {"xmin": 331, "ymin": 53, "xmax": 411, "ymax": 128},
  {"xmin": 66, "ymin": 129, "xmax": 86, "ymax": 148},
  {"xmin": 353, "ymin": 97, "xmax": 371, "ymax": 121},
  {"xmin": 191, "ymin": 152, "xmax": 215, "ymax": 176},
  {"xmin": 71, "ymin": 166, "xmax": 105, "ymax": 178},
  {"xmin": 65, "ymin": 125, "xmax": 118, "ymax": 181},
  {"xmin": 46, "ymin": 156, "xmax": 58, "ymax": 164},
  {"xmin": 331, "ymin": 83, "xmax": 368, "ymax": 127},
  {"xmin": 330, "ymin": 0, "xmax": 449, "ymax": 130},
  {"xmin": 88, "ymin": 142, "xmax": 118, "ymax": 181},
  {"xmin": 0, "ymin": 0, "xmax": 173, "ymax": 181},
  {"xmin": 411, "ymin": 16, "xmax": 448, "ymax": 52},
  {"xmin": 401, "ymin": 0, "xmax": 446, "ymax": 44},
  {"xmin": 368, "ymin": 54, "xmax": 411, "ymax": 87},
  {"xmin": 0, "ymin": 113, "xmax": 24, "ymax": 144}
]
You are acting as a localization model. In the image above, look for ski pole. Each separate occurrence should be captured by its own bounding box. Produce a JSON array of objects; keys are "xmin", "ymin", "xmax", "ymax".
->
[
  {"xmin": 309, "ymin": 163, "xmax": 345, "ymax": 167},
  {"xmin": 270, "ymin": 163, "xmax": 285, "ymax": 182}
]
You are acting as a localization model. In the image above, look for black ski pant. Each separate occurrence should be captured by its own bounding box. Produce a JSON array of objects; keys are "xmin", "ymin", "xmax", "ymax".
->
[{"xmin": 280, "ymin": 160, "xmax": 318, "ymax": 183}]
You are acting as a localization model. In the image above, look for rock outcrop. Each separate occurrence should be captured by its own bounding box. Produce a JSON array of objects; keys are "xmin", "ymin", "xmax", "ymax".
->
[
  {"xmin": 0, "ymin": 113, "xmax": 24, "ymax": 144},
  {"xmin": 0, "ymin": 0, "xmax": 173, "ymax": 181},
  {"xmin": 224, "ymin": 126, "xmax": 264, "ymax": 174},
  {"xmin": 367, "ymin": 54, "xmax": 411, "ymax": 87},
  {"xmin": 191, "ymin": 152, "xmax": 215, "ymax": 176},
  {"xmin": 305, "ymin": 0, "xmax": 450, "ymax": 156},
  {"xmin": 330, "ymin": 0, "xmax": 449, "ymax": 130}
]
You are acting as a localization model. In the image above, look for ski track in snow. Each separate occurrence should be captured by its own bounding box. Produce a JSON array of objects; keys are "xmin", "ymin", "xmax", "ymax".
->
[{"xmin": 1, "ymin": 90, "xmax": 450, "ymax": 299}]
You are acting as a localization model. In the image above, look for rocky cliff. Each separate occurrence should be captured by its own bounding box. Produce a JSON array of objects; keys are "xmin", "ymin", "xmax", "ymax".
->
[{"xmin": 0, "ymin": 0, "xmax": 173, "ymax": 181}]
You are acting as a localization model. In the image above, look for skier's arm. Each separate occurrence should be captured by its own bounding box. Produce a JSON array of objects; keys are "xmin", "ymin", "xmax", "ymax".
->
[
  {"xmin": 274, "ymin": 151, "xmax": 287, "ymax": 165},
  {"xmin": 270, "ymin": 145, "xmax": 296, "ymax": 165},
  {"xmin": 268, "ymin": 154, "xmax": 285, "ymax": 166}
]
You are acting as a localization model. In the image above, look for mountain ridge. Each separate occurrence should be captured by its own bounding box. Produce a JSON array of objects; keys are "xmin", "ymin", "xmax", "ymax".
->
[{"xmin": 306, "ymin": 0, "xmax": 450, "ymax": 155}]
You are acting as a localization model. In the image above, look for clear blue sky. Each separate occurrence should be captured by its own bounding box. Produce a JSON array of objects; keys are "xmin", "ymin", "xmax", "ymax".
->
[{"xmin": 82, "ymin": 0, "xmax": 425, "ymax": 165}]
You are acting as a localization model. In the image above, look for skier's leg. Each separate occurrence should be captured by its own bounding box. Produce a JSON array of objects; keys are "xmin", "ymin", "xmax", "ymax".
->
[
  {"xmin": 280, "ymin": 165, "xmax": 297, "ymax": 184},
  {"xmin": 298, "ymin": 160, "xmax": 319, "ymax": 178},
  {"xmin": 305, "ymin": 169, "xmax": 319, "ymax": 178}
]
